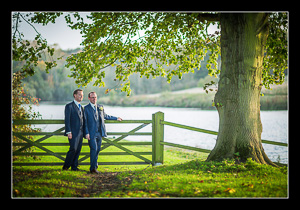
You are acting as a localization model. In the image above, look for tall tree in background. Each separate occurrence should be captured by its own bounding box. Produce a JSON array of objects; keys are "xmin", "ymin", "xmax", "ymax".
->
[{"xmin": 16, "ymin": 12, "xmax": 288, "ymax": 165}]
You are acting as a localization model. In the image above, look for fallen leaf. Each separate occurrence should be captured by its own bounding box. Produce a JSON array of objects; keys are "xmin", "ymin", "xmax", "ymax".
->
[
  {"xmin": 194, "ymin": 190, "xmax": 201, "ymax": 194},
  {"xmin": 14, "ymin": 189, "xmax": 20, "ymax": 195},
  {"xmin": 224, "ymin": 188, "xmax": 236, "ymax": 193},
  {"xmin": 214, "ymin": 190, "xmax": 221, "ymax": 194}
]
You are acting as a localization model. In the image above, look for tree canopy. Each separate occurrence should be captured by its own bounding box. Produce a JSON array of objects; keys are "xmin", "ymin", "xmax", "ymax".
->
[
  {"xmin": 65, "ymin": 12, "xmax": 221, "ymax": 95},
  {"xmin": 12, "ymin": 12, "xmax": 287, "ymax": 96}
]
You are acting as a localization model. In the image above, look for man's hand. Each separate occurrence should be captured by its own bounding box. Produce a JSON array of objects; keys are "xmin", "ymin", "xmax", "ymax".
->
[
  {"xmin": 67, "ymin": 133, "xmax": 72, "ymax": 139},
  {"xmin": 86, "ymin": 134, "xmax": 90, "ymax": 141},
  {"xmin": 117, "ymin": 117, "xmax": 123, "ymax": 121}
]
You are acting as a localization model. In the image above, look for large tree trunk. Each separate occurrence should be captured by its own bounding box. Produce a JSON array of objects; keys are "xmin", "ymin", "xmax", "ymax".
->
[{"xmin": 206, "ymin": 13, "xmax": 277, "ymax": 166}]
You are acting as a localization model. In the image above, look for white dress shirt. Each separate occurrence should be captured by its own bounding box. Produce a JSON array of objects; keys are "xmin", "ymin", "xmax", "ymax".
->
[
  {"xmin": 89, "ymin": 102, "xmax": 96, "ymax": 110},
  {"xmin": 74, "ymin": 99, "xmax": 81, "ymax": 111}
]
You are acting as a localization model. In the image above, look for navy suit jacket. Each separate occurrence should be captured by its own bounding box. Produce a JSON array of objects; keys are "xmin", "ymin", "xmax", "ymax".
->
[
  {"xmin": 84, "ymin": 103, "xmax": 117, "ymax": 138},
  {"xmin": 64, "ymin": 101, "xmax": 88, "ymax": 138}
]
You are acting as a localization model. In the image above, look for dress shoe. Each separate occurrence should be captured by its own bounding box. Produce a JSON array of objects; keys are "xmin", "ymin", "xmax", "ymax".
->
[{"xmin": 90, "ymin": 169, "xmax": 100, "ymax": 174}]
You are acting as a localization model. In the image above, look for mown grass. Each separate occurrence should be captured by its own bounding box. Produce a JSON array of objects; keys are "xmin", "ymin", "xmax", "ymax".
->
[
  {"xmin": 109, "ymin": 158, "xmax": 287, "ymax": 198},
  {"xmin": 12, "ymin": 137, "xmax": 288, "ymax": 198}
]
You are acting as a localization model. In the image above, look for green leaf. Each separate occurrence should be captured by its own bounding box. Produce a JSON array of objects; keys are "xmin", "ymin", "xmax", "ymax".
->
[{"xmin": 234, "ymin": 152, "xmax": 240, "ymax": 157}]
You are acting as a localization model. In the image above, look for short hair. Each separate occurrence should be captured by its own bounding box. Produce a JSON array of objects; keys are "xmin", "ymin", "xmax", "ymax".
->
[
  {"xmin": 73, "ymin": 89, "xmax": 83, "ymax": 97},
  {"xmin": 88, "ymin": 91, "xmax": 96, "ymax": 98}
]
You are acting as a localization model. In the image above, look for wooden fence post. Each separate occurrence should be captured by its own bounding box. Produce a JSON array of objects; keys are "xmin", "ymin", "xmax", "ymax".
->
[{"xmin": 152, "ymin": 111, "xmax": 164, "ymax": 166}]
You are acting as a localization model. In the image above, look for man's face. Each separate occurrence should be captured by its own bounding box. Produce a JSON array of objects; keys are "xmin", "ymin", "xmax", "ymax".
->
[
  {"xmin": 88, "ymin": 92, "xmax": 97, "ymax": 104},
  {"xmin": 74, "ymin": 91, "xmax": 83, "ymax": 102}
]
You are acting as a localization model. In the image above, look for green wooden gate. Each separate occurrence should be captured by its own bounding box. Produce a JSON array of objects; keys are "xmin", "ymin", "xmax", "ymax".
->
[
  {"xmin": 12, "ymin": 111, "xmax": 287, "ymax": 167},
  {"xmin": 13, "ymin": 112, "xmax": 164, "ymax": 166}
]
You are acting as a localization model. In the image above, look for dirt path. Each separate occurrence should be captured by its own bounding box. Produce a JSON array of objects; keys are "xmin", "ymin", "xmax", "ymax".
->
[
  {"xmin": 13, "ymin": 169, "xmax": 131, "ymax": 197},
  {"xmin": 78, "ymin": 172, "xmax": 124, "ymax": 197}
]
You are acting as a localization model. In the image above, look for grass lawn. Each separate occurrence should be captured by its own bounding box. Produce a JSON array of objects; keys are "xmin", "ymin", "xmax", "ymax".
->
[{"xmin": 12, "ymin": 136, "xmax": 288, "ymax": 198}]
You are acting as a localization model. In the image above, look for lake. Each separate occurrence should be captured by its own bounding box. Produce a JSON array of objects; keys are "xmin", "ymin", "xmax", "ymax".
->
[{"xmin": 28, "ymin": 102, "xmax": 288, "ymax": 164}]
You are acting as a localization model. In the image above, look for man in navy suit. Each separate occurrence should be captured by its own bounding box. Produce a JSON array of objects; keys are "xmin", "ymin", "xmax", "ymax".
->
[
  {"xmin": 84, "ymin": 91, "xmax": 122, "ymax": 174},
  {"xmin": 63, "ymin": 89, "xmax": 87, "ymax": 171}
]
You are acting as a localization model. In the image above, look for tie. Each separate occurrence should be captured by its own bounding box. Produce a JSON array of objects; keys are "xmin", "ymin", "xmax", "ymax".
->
[
  {"xmin": 94, "ymin": 105, "xmax": 98, "ymax": 119},
  {"xmin": 78, "ymin": 104, "xmax": 81, "ymax": 112}
]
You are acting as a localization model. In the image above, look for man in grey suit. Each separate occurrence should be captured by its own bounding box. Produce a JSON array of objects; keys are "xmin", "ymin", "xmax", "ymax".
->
[
  {"xmin": 63, "ymin": 89, "xmax": 88, "ymax": 171},
  {"xmin": 84, "ymin": 92, "xmax": 122, "ymax": 174}
]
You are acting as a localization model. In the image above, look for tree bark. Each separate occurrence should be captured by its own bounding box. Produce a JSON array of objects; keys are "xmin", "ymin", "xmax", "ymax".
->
[{"xmin": 206, "ymin": 13, "xmax": 277, "ymax": 166}]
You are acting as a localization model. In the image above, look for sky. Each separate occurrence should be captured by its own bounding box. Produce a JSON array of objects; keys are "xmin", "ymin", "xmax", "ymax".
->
[
  {"xmin": 18, "ymin": 12, "xmax": 89, "ymax": 50},
  {"xmin": 17, "ymin": 12, "xmax": 220, "ymax": 50}
]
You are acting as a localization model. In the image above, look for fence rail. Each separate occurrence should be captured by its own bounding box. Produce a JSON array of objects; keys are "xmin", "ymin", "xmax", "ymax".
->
[
  {"xmin": 12, "ymin": 111, "xmax": 288, "ymax": 167},
  {"xmin": 161, "ymin": 120, "xmax": 288, "ymax": 147},
  {"xmin": 13, "ymin": 119, "xmax": 152, "ymax": 125},
  {"xmin": 13, "ymin": 117, "xmax": 155, "ymax": 166}
]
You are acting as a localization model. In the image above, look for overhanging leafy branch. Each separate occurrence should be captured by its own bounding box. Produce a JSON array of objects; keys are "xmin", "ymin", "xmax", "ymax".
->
[
  {"xmin": 24, "ymin": 12, "xmax": 287, "ymax": 96},
  {"xmin": 12, "ymin": 12, "xmax": 62, "ymax": 76},
  {"xmin": 65, "ymin": 12, "xmax": 221, "ymax": 95}
]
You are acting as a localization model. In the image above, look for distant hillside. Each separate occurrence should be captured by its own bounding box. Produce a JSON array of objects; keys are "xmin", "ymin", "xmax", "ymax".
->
[{"xmin": 101, "ymin": 79, "xmax": 288, "ymax": 110}]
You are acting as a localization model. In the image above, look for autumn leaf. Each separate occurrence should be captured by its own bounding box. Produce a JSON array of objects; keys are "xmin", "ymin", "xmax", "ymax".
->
[
  {"xmin": 224, "ymin": 188, "xmax": 236, "ymax": 193},
  {"xmin": 105, "ymin": 89, "xmax": 111, "ymax": 94},
  {"xmin": 14, "ymin": 189, "xmax": 20, "ymax": 196},
  {"xmin": 194, "ymin": 190, "xmax": 201, "ymax": 194}
]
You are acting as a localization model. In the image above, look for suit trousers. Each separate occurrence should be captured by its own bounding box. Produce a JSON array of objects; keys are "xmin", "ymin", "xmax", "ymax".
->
[
  {"xmin": 89, "ymin": 132, "xmax": 102, "ymax": 171},
  {"xmin": 64, "ymin": 130, "xmax": 83, "ymax": 170}
]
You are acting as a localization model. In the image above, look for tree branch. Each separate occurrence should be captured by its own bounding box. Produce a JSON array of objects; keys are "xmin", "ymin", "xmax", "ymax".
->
[
  {"xmin": 13, "ymin": 12, "xmax": 20, "ymax": 38},
  {"xmin": 98, "ymin": 58, "xmax": 118, "ymax": 72},
  {"xmin": 19, "ymin": 13, "xmax": 45, "ymax": 39},
  {"xmin": 120, "ymin": 13, "xmax": 144, "ymax": 26}
]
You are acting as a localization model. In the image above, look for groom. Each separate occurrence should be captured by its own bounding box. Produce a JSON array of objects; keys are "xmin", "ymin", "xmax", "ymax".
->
[
  {"xmin": 63, "ymin": 89, "xmax": 87, "ymax": 171},
  {"xmin": 85, "ymin": 91, "xmax": 122, "ymax": 174}
]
